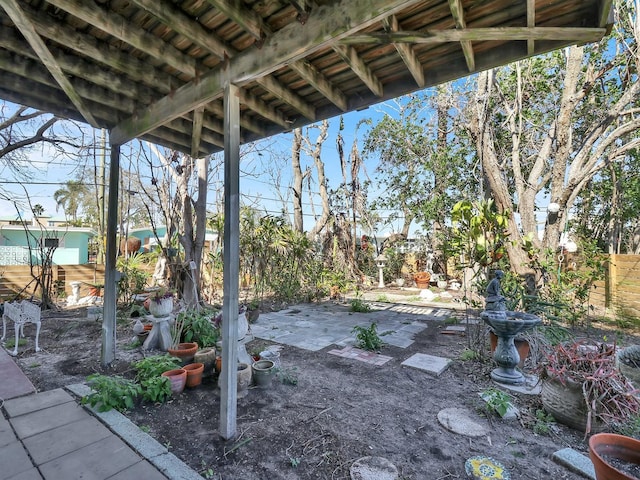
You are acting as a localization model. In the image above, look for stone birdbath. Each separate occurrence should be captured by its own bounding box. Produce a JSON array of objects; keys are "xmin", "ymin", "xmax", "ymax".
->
[{"xmin": 481, "ymin": 270, "xmax": 542, "ymax": 385}]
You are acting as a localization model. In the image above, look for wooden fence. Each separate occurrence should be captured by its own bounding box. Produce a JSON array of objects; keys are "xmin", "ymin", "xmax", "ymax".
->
[{"xmin": 0, "ymin": 264, "xmax": 105, "ymax": 301}]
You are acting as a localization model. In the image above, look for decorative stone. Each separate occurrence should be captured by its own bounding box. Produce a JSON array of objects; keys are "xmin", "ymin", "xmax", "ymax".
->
[
  {"xmin": 464, "ymin": 456, "xmax": 510, "ymax": 480},
  {"xmin": 437, "ymin": 408, "xmax": 489, "ymax": 437},
  {"xmin": 350, "ymin": 456, "xmax": 398, "ymax": 480}
]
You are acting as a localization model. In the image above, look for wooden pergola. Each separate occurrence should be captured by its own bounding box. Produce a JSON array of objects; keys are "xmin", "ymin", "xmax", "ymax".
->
[{"xmin": 0, "ymin": 0, "xmax": 613, "ymax": 439}]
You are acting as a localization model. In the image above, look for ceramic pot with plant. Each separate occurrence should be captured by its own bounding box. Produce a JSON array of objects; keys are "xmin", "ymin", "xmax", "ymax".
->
[
  {"xmin": 183, "ymin": 362, "xmax": 205, "ymax": 388},
  {"xmin": 161, "ymin": 368, "xmax": 187, "ymax": 394},
  {"xmin": 539, "ymin": 341, "xmax": 640, "ymax": 434},
  {"xmin": 589, "ymin": 433, "xmax": 640, "ymax": 480},
  {"xmin": 148, "ymin": 288, "xmax": 174, "ymax": 317}
]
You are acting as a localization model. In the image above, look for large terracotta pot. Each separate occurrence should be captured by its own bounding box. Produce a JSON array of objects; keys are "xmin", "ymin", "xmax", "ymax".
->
[
  {"xmin": 161, "ymin": 368, "xmax": 187, "ymax": 394},
  {"xmin": 489, "ymin": 331, "xmax": 530, "ymax": 368},
  {"xmin": 183, "ymin": 362, "xmax": 205, "ymax": 388},
  {"xmin": 414, "ymin": 272, "xmax": 431, "ymax": 289},
  {"xmin": 589, "ymin": 433, "xmax": 640, "ymax": 480},
  {"xmin": 168, "ymin": 342, "xmax": 198, "ymax": 364}
]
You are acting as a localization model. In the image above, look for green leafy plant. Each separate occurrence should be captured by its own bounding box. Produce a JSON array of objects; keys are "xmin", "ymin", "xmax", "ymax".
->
[
  {"xmin": 481, "ymin": 388, "xmax": 513, "ymax": 418},
  {"xmin": 133, "ymin": 354, "xmax": 181, "ymax": 383},
  {"xmin": 82, "ymin": 374, "xmax": 141, "ymax": 412},
  {"xmin": 350, "ymin": 291, "xmax": 372, "ymax": 313},
  {"xmin": 460, "ymin": 349, "xmax": 480, "ymax": 361},
  {"xmin": 276, "ymin": 366, "xmax": 299, "ymax": 385},
  {"xmin": 140, "ymin": 376, "xmax": 172, "ymax": 403},
  {"xmin": 177, "ymin": 309, "xmax": 220, "ymax": 347},
  {"xmin": 352, "ymin": 322, "xmax": 384, "ymax": 351},
  {"xmin": 289, "ymin": 457, "xmax": 301, "ymax": 468},
  {"xmin": 532, "ymin": 409, "xmax": 556, "ymax": 435}
]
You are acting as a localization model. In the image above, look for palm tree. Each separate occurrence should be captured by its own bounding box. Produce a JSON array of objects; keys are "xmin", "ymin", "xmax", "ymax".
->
[{"xmin": 53, "ymin": 180, "xmax": 88, "ymax": 223}]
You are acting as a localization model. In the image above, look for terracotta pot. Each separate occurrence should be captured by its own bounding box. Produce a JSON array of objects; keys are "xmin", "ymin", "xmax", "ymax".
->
[
  {"xmin": 589, "ymin": 433, "xmax": 640, "ymax": 480},
  {"xmin": 489, "ymin": 331, "xmax": 530, "ymax": 368},
  {"xmin": 161, "ymin": 368, "xmax": 187, "ymax": 394},
  {"xmin": 215, "ymin": 355, "xmax": 222, "ymax": 373},
  {"xmin": 143, "ymin": 323, "xmax": 153, "ymax": 332},
  {"xmin": 168, "ymin": 342, "xmax": 199, "ymax": 364},
  {"xmin": 414, "ymin": 272, "xmax": 431, "ymax": 289},
  {"xmin": 183, "ymin": 362, "xmax": 205, "ymax": 387}
]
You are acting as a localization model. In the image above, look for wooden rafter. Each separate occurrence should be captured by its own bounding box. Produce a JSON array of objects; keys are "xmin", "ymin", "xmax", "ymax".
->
[
  {"xmin": 256, "ymin": 76, "xmax": 315, "ymax": 121},
  {"xmin": 205, "ymin": 0, "xmax": 264, "ymax": 41},
  {"xmin": 46, "ymin": 0, "xmax": 197, "ymax": 77},
  {"xmin": 288, "ymin": 61, "xmax": 348, "ymax": 111},
  {"xmin": 333, "ymin": 44, "xmax": 384, "ymax": 97},
  {"xmin": 1, "ymin": 0, "xmax": 99, "ymax": 127},
  {"xmin": 448, "ymin": 0, "xmax": 475, "ymax": 71},
  {"xmin": 382, "ymin": 15, "xmax": 425, "ymax": 88},
  {"xmin": 129, "ymin": 0, "xmax": 228, "ymax": 61}
]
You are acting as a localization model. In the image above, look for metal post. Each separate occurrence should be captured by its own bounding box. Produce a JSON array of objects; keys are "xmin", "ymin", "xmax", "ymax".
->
[
  {"xmin": 220, "ymin": 81, "xmax": 240, "ymax": 440},
  {"xmin": 101, "ymin": 141, "xmax": 120, "ymax": 366}
]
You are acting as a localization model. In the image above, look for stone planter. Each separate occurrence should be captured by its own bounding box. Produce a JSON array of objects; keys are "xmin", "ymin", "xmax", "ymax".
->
[
  {"xmin": 541, "ymin": 375, "xmax": 604, "ymax": 433},
  {"xmin": 194, "ymin": 347, "xmax": 216, "ymax": 377},
  {"xmin": 148, "ymin": 296, "xmax": 173, "ymax": 317}
]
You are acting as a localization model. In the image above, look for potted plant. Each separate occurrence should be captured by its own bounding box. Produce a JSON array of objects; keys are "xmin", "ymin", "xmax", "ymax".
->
[
  {"xmin": 539, "ymin": 341, "xmax": 640, "ymax": 434},
  {"xmin": 147, "ymin": 287, "xmax": 174, "ymax": 317},
  {"xmin": 413, "ymin": 271, "xmax": 431, "ymax": 289},
  {"xmin": 167, "ymin": 315, "xmax": 198, "ymax": 363}
]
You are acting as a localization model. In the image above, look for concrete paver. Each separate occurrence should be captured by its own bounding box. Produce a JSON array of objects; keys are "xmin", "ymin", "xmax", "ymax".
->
[
  {"xmin": 402, "ymin": 353, "xmax": 452, "ymax": 376},
  {"xmin": 0, "ymin": 441, "xmax": 34, "ymax": 480}
]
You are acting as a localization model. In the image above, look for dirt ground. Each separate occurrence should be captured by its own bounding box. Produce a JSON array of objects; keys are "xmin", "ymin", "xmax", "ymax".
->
[{"xmin": 10, "ymin": 301, "xmax": 636, "ymax": 480}]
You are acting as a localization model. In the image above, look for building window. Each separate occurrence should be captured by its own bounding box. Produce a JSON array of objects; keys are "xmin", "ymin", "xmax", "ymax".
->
[{"xmin": 43, "ymin": 238, "xmax": 60, "ymax": 248}]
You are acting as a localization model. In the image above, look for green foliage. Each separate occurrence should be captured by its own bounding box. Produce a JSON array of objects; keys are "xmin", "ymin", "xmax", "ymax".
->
[
  {"xmin": 177, "ymin": 308, "xmax": 220, "ymax": 347},
  {"xmin": 460, "ymin": 349, "xmax": 480, "ymax": 361},
  {"xmin": 481, "ymin": 388, "xmax": 513, "ymax": 418},
  {"xmin": 82, "ymin": 374, "xmax": 141, "ymax": 412},
  {"xmin": 350, "ymin": 294, "xmax": 372, "ymax": 313},
  {"xmin": 352, "ymin": 322, "xmax": 384, "ymax": 351},
  {"xmin": 449, "ymin": 199, "xmax": 509, "ymax": 269},
  {"xmin": 116, "ymin": 252, "xmax": 151, "ymax": 305},
  {"xmin": 375, "ymin": 294, "xmax": 389, "ymax": 303},
  {"xmin": 276, "ymin": 366, "xmax": 299, "ymax": 386},
  {"xmin": 532, "ymin": 409, "xmax": 556, "ymax": 435},
  {"xmin": 289, "ymin": 457, "xmax": 301, "ymax": 468},
  {"xmin": 4, "ymin": 338, "xmax": 27, "ymax": 348},
  {"xmin": 133, "ymin": 354, "xmax": 181, "ymax": 383},
  {"xmin": 140, "ymin": 376, "xmax": 172, "ymax": 403}
]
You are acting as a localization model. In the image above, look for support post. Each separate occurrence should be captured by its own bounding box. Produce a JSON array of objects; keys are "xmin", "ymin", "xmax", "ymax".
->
[
  {"xmin": 220, "ymin": 81, "xmax": 240, "ymax": 440},
  {"xmin": 101, "ymin": 141, "xmax": 120, "ymax": 366}
]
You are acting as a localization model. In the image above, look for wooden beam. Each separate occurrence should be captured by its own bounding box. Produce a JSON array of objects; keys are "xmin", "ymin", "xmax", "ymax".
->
[
  {"xmin": 339, "ymin": 27, "xmax": 607, "ymax": 44},
  {"xmin": 191, "ymin": 107, "xmax": 204, "ymax": 158},
  {"xmin": 46, "ymin": 0, "xmax": 197, "ymax": 77},
  {"xmin": 289, "ymin": 60, "xmax": 348, "ymax": 111},
  {"xmin": 527, "ymin": 0, "xmax": 535, "ymax": 55},
  {"xmin": 382, "ymin": 15, "xmax": 424, "ymax": 88},
  {"xmin": 1, "ymin": 0, "xmax": 99, "ymax": 127},
  {"xmin": 238, "ymin": 90, "xmax": 290, "ymax": 129},
  {"xmin": 205, "ymin": 101, "xmax": 266, "ymax": 136},
  {"xmin": 130, "ymin": 0, "xmax": 228, "ymax": 60},
  {"xmin": 111, "ymin": 0, "xmax": 423, "ymax": 144},
  {"xmin": 448, "ymin": 0, "xmax": 474, "ymax": 71},
  {"xmin": 598, "ymin": 0, "xmax": 615, "ymax": 30},
  {"xmin": 332, "ymin": 44, "xmax": 384, "ymax": 97},
  {"xmin": 205, "ymin": 0, "xmax": 264, "ymax": 40},
  {"xmin": 256, "ymin": 76, "xmax": 316, "ymax": 121}
]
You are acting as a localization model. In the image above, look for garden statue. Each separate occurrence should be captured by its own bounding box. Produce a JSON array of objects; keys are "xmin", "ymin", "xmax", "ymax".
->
[
  {"xmin": 485, "ymin": 270, "xmax": 506, "ymax": 311},
  {"xmin": 152, "ymin": 254, "xmax": 168, "ymax": 287},
  {"xmin": 425, "ymin": 251, "xmax": 435, "ymax": 273}
]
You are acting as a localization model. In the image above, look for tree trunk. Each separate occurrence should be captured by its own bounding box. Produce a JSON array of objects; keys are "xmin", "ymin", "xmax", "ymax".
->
[
  {"xmin": 307, "ymin": 120, "xmax": 331, "ymax": 240},
  {"xmin": 291, "ymin": 128, "xmax": 304, "ymax": 233}
]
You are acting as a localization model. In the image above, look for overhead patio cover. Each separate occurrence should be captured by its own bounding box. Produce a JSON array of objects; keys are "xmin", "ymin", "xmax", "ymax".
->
[{"xmin": 0, "ymin": 0, "xmax": 613, "ymax": 157}]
